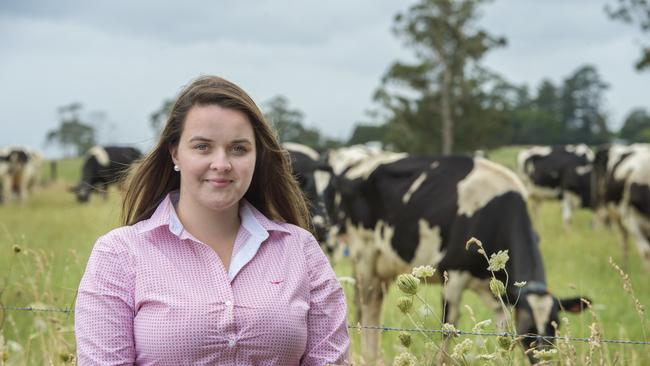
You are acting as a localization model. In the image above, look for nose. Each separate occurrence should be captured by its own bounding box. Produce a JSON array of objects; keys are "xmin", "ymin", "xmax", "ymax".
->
[{"xmin": 209, "ymin": 151, "xmax": 232, "ymax": 172}]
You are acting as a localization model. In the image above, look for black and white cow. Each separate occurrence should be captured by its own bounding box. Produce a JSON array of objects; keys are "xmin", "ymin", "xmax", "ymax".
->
[
  {"xmin": 71, "ymin": 146, "xmax": 142, "ymax": 203},
  {"xmin": 0, "ymin": 147, "xmax": 11, "ymax": 202},
  {"xmin": 594, "ymin": 143, "xmax": 650, "ymax": 269},
  {"xmin": 517, "ymin": 144, "xmax": 594, "ymax": 226},
  {"xmin": 283, "ymin": 142, "xmax": 334, "ymax": 251},
  {"xmin": 0, "ymin": 146, "xmax": 43, "ymax": 203},
  {"xmin": 334, "ymin": 152, "xmax": 587, "ymax": 363}
]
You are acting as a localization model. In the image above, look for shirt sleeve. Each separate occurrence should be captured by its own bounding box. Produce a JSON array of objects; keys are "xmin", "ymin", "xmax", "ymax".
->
[
  {"xmin": 75, "ymin": 234, "xmax": 136, "ymax": 365},
  {"xmin": 300, "ymin": 233, "xmax": 350, "ymax": 366}
]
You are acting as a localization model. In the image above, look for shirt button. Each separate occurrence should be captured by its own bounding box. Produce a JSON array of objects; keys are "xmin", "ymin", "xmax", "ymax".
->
[
  {"xmin": 228, "ymin": 338, "xmax": 236, "ymax": 348},
  {"xmin": 225, "ymin": 300, "xmax": 232, "ymax": 307}
]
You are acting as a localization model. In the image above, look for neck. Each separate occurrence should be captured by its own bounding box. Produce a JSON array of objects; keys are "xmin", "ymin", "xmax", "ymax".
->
[{"xmin": 175, "ymin": 195, "xmax": 241, "ymax": 250}]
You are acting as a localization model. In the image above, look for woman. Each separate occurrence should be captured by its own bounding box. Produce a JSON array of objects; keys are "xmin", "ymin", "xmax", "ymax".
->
[{"xmin": 74, "ymin": 75, "xmax": 350, "ymax": 365}]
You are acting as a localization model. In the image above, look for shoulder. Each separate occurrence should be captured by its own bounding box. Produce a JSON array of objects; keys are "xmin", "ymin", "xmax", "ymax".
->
[
  {"xmin": 268, "ymin": 220, "xmax": 318, "ymax": 247},
  {"xmin": 91, "ymin": 224, "xmax": 142, "ymax": 257}
]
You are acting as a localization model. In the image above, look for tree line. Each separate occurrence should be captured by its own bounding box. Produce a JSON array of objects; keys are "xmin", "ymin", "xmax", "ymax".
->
[{"xmin": 45, "ymin": 0, "xmax": 650, "ymax": 156}]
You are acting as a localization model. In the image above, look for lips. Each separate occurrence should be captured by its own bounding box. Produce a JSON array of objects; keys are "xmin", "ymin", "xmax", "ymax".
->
[{"xmin": 205, "ymin": 178, "xmax": 233, "ymax": 187}]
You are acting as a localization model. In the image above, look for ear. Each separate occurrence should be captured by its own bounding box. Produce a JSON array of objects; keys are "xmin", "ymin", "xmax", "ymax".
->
[
  {"xmin": 169, "ymin": 144, "xmax": 178, "ymax": 166},
  {"xmin": 557, "ymin": 296, "xmax": 590, "ymax": 313}
]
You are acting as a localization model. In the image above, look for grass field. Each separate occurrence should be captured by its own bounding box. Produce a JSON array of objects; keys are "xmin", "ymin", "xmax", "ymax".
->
[{"xmin": 0, "ymin": 148, "xmax": 649, "ymax": 365}]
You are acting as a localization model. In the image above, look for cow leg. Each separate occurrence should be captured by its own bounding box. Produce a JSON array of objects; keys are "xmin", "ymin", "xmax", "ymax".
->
[
  {"xmin": 468, "ymin": 277, "xmax": 508, "ymax": 329},
  {"xmin": 621, "ymin": 211, "xmax": 650, "ymax": 269},
  {"xmin": 442, "ymin": 270, "xmax": 472, "ymax": 325},
  {"xmin": 436, "ymin": 270, "xmax": 472, "ymax": 363},
  {"xmin": 0, "ymin": 176, "xmax": 10, "ymax": 203},
  {"xmin": 614, "ymin": 214, "xmax": 631, "ymax": 270},
  {"xmin": 561, "ymin": 194, "xmax": 573, "ymax": 229},
  {"xmin": 348, "ymin": 224, "xmax": 384, "ymax": 364},
  {"xmin": 356, "ymin": 273, "xmax": 384, "ymax": 364},
  {"xmin": 18, "ymin": 175, "xmax": 28, "ymax": 202},
  {"xmin": 530, "ymin": 198, "xmax": 545, "ymax": 231}
]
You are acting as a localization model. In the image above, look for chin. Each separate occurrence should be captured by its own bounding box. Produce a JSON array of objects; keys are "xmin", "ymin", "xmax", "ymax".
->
[{"xmin": 201, "ymin": 196, "xmax": 242, "ymax": 212}]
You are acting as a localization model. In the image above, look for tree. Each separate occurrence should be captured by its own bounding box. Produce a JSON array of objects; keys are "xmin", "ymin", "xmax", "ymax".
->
[
  {"xmin": 560, "ymin": 65, "xmax": 611, "ymax": 144},
  {"xmin": 508, "ymin": 79, "xmax": 565, "ymax": 145},
  {"xmin": 377, "ymin": 0, "xmax": 506, "ymax": 154},
  {"xmin": 45, "ymin": 103, "xmax": 96, "ymax": 156},
  {"xmin": 262, "ymin": 95, "xmax": 323, "ymax": 148},
  {"xmin": 619, "ymin": 108, "xmax": 650, "ymax": 142},
  {"xmin": 347, "ymin": 123, "xmax": 391, "ymax": 146},
  {"xmin": 606, "ymin": 0, "xmax": 650, "ymax": 70},
  {"xmin": 150, "ymin": 99, "xmax": 174, "ymax": 133}
]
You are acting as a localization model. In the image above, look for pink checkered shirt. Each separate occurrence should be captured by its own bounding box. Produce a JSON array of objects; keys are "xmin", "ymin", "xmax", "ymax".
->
[{"xmin": 75, "ymin": 192, "xmax": 349, "ymax": 365}]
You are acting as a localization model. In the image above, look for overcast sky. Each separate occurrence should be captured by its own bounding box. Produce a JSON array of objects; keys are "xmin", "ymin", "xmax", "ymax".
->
[{"xmin": 1, "ymin": 0, "xmax": 648, "ymax": 158}]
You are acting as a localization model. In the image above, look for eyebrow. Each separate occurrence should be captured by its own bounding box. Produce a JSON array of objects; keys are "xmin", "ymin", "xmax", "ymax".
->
[{"xmin": 187, "ymin": 136, "xmax": 253, "ymax": 144}]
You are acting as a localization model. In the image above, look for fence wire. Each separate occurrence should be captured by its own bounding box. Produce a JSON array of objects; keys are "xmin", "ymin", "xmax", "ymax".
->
[{"xmin": 2, "ymin": 304, "xmax": 649, "ymax": 346}]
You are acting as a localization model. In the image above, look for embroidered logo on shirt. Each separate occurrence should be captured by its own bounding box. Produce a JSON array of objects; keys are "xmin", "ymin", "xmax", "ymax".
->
[{"xmin": 270, "ymin": 280, "xmax": 284, "ymax": 285}]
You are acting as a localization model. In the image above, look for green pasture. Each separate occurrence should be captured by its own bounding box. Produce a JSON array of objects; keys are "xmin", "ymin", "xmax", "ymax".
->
[{"xmin": 1, "ymin": 148, "xmax": 649, "ymax": 365}]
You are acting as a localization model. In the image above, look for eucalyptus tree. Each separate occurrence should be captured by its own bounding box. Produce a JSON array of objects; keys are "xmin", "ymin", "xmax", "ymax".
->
[{"xmin": 377, "ymin": 0, "xmax": 506, "ymax": 154}]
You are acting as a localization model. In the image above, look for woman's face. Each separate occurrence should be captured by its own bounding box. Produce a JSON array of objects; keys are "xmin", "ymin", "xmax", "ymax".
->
[{"xmin": 171, "ymin": 104, "xmax": 256, "ymax": 214}]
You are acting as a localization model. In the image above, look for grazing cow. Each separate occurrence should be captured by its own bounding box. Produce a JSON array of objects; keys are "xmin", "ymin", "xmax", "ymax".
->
[
  {"xmin": 71, "ymin": 146, "xmax": 141, "ymax": 203},
  {"xmin": 0, "ymin": 146, "xmax": 43, "ymax": 203},
  {"xmin": 283, "ymin": 142, "xmax": 334, "ymax": 250},
  {"xmin": 335, "ymin": 153, "xmax": 587, "ymax": 363},
  {"xmin": 0, "ymin": 147, "xmax": 10, "ymax": 202},
  {"xmin": 517, "ymin": 144, "xmax": 594, "ymax": 226},
  {"xmin": 594, "ymin": 143, "xmax": 650, "ymax": 268}
]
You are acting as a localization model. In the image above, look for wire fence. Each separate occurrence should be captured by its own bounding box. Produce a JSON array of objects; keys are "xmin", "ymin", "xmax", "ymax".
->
[{"xmin": 2, "ymin": 304, "xmax": 649, "ymax": 346}]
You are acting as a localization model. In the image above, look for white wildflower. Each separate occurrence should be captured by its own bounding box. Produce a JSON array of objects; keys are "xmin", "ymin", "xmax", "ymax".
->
[
  {"xmin": 451, "ymin": 338, "xmax": 473, "ymax": 360},
  {"xmin": 472, "ymin": 319, "xmax": 492, "ymax": 333},
  {"xmin": 532, "ymin": 348, "xmax": 557, "ymax": 361},
  {"xmin": 442, "ymin": 323, "xmax": 460, "ymax": 337},
  {"xmin": 393, "ymin": 351, "xmax": 418, "ymax": 366},
  {"xmin": 487, "ymin": 250, "xmax": 509, "ymax": 272},
  {"xmin": 412, "ymin": 265, "xmax": 436, "ymax": 279}
]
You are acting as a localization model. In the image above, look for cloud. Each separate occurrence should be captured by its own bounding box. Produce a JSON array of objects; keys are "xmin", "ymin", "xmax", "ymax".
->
[{"xmin": 0, "ymin": 0, "xmax": 406, "ymax": 45}]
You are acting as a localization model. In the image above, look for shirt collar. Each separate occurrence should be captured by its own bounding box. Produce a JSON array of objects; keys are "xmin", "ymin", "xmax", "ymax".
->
[{"xmin": 136, "ymin": 191, "xmax": 291, "ymax": 236}]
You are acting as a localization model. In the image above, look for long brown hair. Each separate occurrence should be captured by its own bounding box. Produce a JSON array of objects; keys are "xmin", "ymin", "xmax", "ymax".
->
[{"xmin": 121, "ymin": 75, "xmax": 310, "ymax": 229}]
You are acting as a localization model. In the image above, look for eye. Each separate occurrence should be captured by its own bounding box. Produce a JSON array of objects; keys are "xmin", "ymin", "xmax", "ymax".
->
[
  {"xmin": 194, "ymin": 143, "xmax": 209, "ymax": 151},
  {"xmin": 232, "ymin": 144, "xmax": 249, "ymax": 155}
]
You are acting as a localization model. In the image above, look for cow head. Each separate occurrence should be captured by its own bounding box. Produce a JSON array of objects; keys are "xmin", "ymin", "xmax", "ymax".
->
[
  {"xmin": 70, "ymin": 183, "xmax": 93, "ymax": 203},
  {"xmin": 514, "ymin": 287, "xmax": 588, "ymax": 363}
]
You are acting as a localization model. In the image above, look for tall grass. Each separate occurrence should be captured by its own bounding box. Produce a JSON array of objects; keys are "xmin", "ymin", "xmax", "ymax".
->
[{"xmin": 0, "ymin": 150, "xmax": 649, "ymax": 364}]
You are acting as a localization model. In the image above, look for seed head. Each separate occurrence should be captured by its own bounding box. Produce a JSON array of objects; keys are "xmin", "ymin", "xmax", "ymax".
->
[
  {"xmin": 397, "ymin": 296, "xmax": 413, "ymax": 314},
  {"xmin": 497, "ymin": 335, "xmax": 513, "ymax": 350},
  {"xmin": 396, "ymin": 274, "xmax": 420, "ymax": 295},
  {"xmin": 398, "ymin": 331, "xmax": 412, "ymax": 348},
  {"xmin": 487, "ymin": 250, "xmax": 509, "ymax": 272},
  {"xmin": 466, "ymin": 237, "xmax": 483, "ymax": 250},
  {"xmin": 472, "ymin": 319, "xmax": 492, "ymax": 333},
  {"xmin": 451, "ymin": 338, "xmax": 473, "ymax": 360},
  {"xmin": 13, "ymin": 245, "xmax": 21, "ymax": 254},
  {"xmin": 532, "ymin": 348, "xmax": 557, "ymax": 361},
  {"xmin": 393, "ymin": 351, "xmax": 418, "ymax": 366},
  {"xmin": 411, "ymin": 265, "xmax": 435, "ymax": 279},
  {"xmin": 489, "ymin": 278, "xmax": 506, "ymax": 297},
  {"xmin": 477, "ymin": 353, "xmax": 497, "ymax": 361},
  {"xmin": 442, "ymin": 323, "xmax": 460, "ymax": 337}
]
